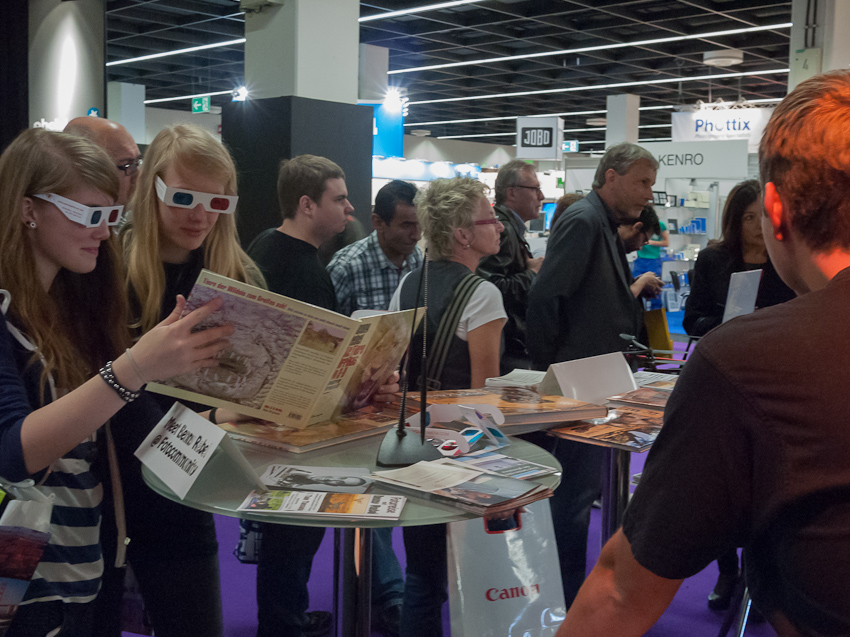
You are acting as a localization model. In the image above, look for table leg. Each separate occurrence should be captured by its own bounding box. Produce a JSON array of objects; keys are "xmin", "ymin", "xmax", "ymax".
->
[
  {"xmin": 339, "ymin": 527, "xmax": 373, "ymax": 637},
  {"xmin": 600, "ymin": 448, "xmax": 631, "ymax": 543}
]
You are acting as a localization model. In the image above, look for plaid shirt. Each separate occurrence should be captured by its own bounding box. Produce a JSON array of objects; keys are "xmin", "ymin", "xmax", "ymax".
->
[{"xmin": 327, "ymin": 231, "xmax": 423, "ymax": 316}]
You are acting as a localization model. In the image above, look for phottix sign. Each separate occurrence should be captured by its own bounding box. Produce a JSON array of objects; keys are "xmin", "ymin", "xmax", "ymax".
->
[
  {"xmin": 516, "ymin": 116, "xmax": 564, "ymax": 160},
  {"xmin": 671, "ymin": 108, "xmax": 774, "ymax": 153}
]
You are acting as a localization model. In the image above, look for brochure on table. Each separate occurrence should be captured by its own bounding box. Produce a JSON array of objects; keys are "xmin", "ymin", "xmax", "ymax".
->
[{"xmin": 147, "ymin": 270, "xmax": 417, "ymax": 429}]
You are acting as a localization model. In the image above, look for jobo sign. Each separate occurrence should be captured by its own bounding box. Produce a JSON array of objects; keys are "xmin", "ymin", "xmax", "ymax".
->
[{"xmin": 516, "ymin": 117, "xmax": 564, "ymax": 160}]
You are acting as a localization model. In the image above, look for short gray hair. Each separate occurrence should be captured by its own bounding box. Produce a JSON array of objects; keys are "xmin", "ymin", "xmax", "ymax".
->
[
  {"xmin": 416, "ymin": 177, "xmax": 489, "ymax": 260},
  {"xmin": 592, "ymin": 142, "xmax": 658, "ymax": 190},
  {"xmin": 494, "ymin": 159, "xmax": 535, "ymax": 205}
]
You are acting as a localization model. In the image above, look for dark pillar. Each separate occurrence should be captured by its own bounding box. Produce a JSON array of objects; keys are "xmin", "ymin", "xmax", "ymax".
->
[{"xmin": 222, "ymin": 96, "xmax": 373, "ymax": 248}]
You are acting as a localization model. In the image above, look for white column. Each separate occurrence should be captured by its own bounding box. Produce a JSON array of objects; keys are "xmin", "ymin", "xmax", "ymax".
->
[
  {"xmin": 28, "ymin": 0, "xmax": 104, "ymax": 129},
  {"xmin": 107, "ymin": 82, "xmax": 146, "ymax": 143},
  {"xmin": 789, "ymin": 0, "xmax": 850, "ymax": 91},
  {"xmin": 244, "ymin": 0, "xmax": 360, "ymax": 104},
  {"xmin": 605, "ymin": 94, "xmax": 640, "ymax": 147}
]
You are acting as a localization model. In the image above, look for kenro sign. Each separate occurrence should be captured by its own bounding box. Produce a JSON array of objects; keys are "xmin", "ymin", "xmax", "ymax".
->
[{"xmin": 641, "ymin": 140, "xmax": 748, "ymax": 180}]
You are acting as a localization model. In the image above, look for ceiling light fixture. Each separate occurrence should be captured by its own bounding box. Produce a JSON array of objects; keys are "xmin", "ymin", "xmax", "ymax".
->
[
  {"xmin": 360, "ymin": 0, "xmax": 484, "ymax": 23},
  {"xmin": 144, "ymin": 89, "xmax": 235, "ymax": 105},
  {"xmin": 389, "ymin": 23, "xmax": 792, "ymax": 75},
  {"xmin": 703, "ymin": 49, "xmax": 744, "ymax": 67},
  {"xmin": 107, "ymin": 38, "xmax": 246, "ymax": 67},
  {"xmin": 408, "ymin": 68, "xmax": 789, "ymax": 106}
]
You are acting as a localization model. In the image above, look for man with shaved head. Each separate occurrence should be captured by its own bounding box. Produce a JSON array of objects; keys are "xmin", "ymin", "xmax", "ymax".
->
[{"xmin": 65, "ymin": 116, "xmax": 142, "ymax": 206}]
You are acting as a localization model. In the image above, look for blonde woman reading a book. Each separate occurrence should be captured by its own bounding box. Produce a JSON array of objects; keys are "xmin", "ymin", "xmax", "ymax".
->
[
  {"xmin": 107, "ymin": 124, "xmax": 263, "ymax": 637},
  {"xmin": 0, "ymin": 129, "xmax": 231, "ymax": 637}
]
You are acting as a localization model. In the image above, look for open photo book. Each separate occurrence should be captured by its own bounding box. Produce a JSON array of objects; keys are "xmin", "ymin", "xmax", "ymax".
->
[{"xmin": 148, "ymin": 270, "xmax": 418, "ymax": 429}]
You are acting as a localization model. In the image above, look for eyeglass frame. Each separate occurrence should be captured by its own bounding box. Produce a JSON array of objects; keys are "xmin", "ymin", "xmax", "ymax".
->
[
  {"xmin": 117, "ymin": 158, "xmax": 143, "ymax": 177},
  {"xmin": 33, "ymin": 193, "xmax": 124, "ymax": 228},
  {"xmin": 155, "ymin": 176, "xmax": 238, "ymax": 214},
  {"xmin": 510, "ymin": 184, "xmax": 543, "ymax": 193},
  {"xmin": 473, "ymin": 217, "xmax": 502, "ymax": 226}
]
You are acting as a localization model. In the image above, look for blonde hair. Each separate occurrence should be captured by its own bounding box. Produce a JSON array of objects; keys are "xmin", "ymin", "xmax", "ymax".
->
[
  {"xmin": 415, "ymin": 177, "xmax": 489, "ymax": 260},
  {"xmin": 122, "ymin": 124, "xmax": 264, "ymax": 332},
  {"xmin": 0, "ymin": 129, "xmax": 129, "ymax": 393}
]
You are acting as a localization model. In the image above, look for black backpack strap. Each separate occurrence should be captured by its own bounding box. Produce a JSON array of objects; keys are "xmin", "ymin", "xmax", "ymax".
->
[{"xmin": 423, "ymin": 273, "xmax": 485, "ymax": 389}]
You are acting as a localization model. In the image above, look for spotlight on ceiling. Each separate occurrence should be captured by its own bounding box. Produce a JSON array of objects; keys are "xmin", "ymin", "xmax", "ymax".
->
[
  {"xmin": 586, "ymin": 117, "xmax": 607, "ymax": 126},
  {"xmin": 703, "ymin": 49, "xmax": 744, "ymax": 67},
  {"xmin": 409, "ymin": 129, "xmax": 431, "ymax": 137}
]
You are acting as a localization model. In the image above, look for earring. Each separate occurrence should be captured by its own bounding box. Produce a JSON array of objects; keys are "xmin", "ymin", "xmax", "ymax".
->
[
  {"xmin": 465, "ymin": 244, "xmax": 471, "ymax": 249},
  {"xmin": 28, "ymin": 221, "xmax": 36, "ymax": 229}
]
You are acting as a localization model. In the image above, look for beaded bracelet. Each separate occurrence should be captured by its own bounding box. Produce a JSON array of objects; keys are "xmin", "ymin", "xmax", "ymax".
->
[{"xmin": 99, "ymin": 361, "xmax": 141, "ymax": 403}]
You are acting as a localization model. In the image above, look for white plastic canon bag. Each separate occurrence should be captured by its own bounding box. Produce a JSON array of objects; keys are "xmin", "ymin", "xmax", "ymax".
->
[{"xmin": 447, "ymin": 500, "xmax": 566, "ymax": 637}]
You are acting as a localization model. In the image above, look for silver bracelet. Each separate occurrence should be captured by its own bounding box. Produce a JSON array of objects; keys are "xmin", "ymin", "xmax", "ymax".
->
[
  {"xmin": 124, "ymin": 348, "xmax": 147, "ymax": 384},
  {"xmin": 99, "ymin": 361, "xmax": 141, "ymax": 403}
]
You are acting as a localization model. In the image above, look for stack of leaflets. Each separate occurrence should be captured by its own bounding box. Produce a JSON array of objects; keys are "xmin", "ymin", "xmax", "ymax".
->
[
  {"xmin": 551, "ymin": 405, "xmax": 664, "ymax": 452},
  {"xmin": 373, "ymin": 459, "xmax": 553, "ymax": 516},
  {"xmin": 632, "ymin": 371, "xmax": 679, "ymax": 392},
  {"xmin": 237, "ymin": 491, "xmax": 405, "ymax": 520},
  {"xmin": 397, "ymin": 387, "xmax": 607, "ymax": 435},
  {"xmin": 484, "ymin": 369, "xmax": 547, "ymax": 391}
]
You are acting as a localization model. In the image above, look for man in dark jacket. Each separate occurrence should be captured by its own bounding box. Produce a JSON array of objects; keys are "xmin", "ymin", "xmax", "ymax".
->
[{"xmin": 477, "ymin": 159, "xmax": 544, "ymax": 373}]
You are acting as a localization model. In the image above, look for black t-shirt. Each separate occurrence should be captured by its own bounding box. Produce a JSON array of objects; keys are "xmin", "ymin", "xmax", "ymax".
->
[
  {"xmin": 623, "ymin": 266, "xmax": 850, "ymax": 633},
  {"xmin": 247, "ymin": 229, "xmax": 337, "ymax": 312}
]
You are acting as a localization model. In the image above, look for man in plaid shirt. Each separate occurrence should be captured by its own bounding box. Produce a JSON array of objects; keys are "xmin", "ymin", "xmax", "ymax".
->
[{"xmin": 328, "ymin": 180, "xmax": 423, "ymax": 316}]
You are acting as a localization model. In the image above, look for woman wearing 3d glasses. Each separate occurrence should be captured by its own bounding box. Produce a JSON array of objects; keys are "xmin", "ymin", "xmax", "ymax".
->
[
  {"xmin": 0, "ymin": 129, "xmax": 232, "ymax": 637},
  {"xmin": 106, "ymin": 124, "xmax": 263, "ymax": 637}
]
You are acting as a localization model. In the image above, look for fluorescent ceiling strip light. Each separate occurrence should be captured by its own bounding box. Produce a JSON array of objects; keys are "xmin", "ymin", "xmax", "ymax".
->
[
  {"xmin": 437, "ymin": 132, "xmax": 514, "ymax": 139},
  {"xmin": 360, "ymin": 0, "xmax": 484, "ymax": 23},
  {"xmin": 405, "ymin": 105, "xmax": 673, "ymax": 128},
  {"xmin": 107, "ymin": 38, "xmax": 246, "ymax": 67},
  {"xmin": 389, "ymin": 22, "xmax": 792, "ymax": 74},
  {"xmin": 408, "ymin": 68, "xmax": 789, "ymax": 105},
  {"xmin": 144, "ymin": 89, "xmax": 234, "ymax": 105}
]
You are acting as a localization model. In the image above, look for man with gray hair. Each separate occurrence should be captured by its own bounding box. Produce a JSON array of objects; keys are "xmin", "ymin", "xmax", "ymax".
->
[
  {"xmin": 526, "ymin": 141, "xmax": 657, "ymax": 606},
  {"xmin": 478, "ymin": 159, "xmax": 544, "ymax": 372}
]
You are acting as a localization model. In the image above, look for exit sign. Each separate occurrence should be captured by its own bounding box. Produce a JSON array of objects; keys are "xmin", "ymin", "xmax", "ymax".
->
[
  {"xmin": 192, "ymin": 96, "xmax": 211, "ymax": 114},
  {"xmin": 562, "ymin": 140, "xmax": 579, "ymax": 153}
]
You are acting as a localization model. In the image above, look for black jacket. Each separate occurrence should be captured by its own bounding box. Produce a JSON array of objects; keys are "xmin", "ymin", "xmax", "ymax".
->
[{"xmin": 477, "ymin": 203, "xmax": 535, "ymax": 372}]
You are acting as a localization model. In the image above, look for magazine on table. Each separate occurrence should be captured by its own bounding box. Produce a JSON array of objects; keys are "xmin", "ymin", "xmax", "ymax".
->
[
  {"xmin": 372, "ymin": 460, "xmax": 553, "ymax": 516},
  {"xmin": 257, "ymin": 464, "xmax": 374, "ymax": 493},
  {"xmin": 484, "ymin": 369, "xmax": 547, "ymax": 391},
  {"xmin": 218, "ymin": 406, "xmax": 399, "ymax": 454},
  {"xmin": 439, "ymin": 451, "xmax": 557, "ymax": 480},
  {"xmin": 237, "ymin": 490, "xmax": 405, "ymax": 520},
  {"xmin": 606, "ymin": 387, "xmax": 670, "ymax": 411},
  {"xmin": 551, "ymin": 406, "xmax": 665, "ymax": 452},
  {"xmin": 147, "ymin": 270, "xmax": 417, "ymax": 429},
  {"xmin": 395, "ymin": 387, "xmax": 607, "ymax": 435}
]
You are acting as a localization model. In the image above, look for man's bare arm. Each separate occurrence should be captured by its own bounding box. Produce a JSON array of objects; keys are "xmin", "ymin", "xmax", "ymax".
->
[{"xmin": 555, "ymin": 529, "xmax": 683, "ymax": 637}]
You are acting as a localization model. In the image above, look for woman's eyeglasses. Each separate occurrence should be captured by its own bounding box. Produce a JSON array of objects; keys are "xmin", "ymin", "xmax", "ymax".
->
[
  {"xmin": 155, "ymin": 176, "xmax": 238, "ymax": 214},
  {"xmin": 33, "ymin": 193, "xmax": 124, "ymax": 228},
  {"xmin": 474, "ymin": 217, "xmax": 501, "ymax": 226}
]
